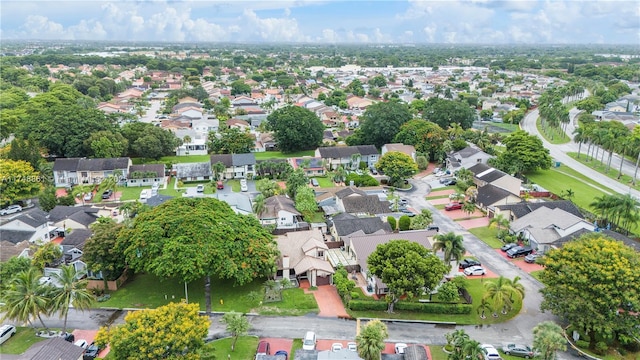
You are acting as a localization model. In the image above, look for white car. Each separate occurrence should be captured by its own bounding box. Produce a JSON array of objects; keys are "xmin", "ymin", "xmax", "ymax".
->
[
  {"xmin": 0, "ymin": 325, "xmax": 16, "ymax": 345},
  {"xmin": 481, "ymin": 344, "xmax": 502, "ymax": 360},
  {"xmin": 0, "ymin": 205, "xmax": 22, "ymax": 216},
  {"xmin": 347, "ymin": 342, "xmax": 357, "ymax": 351},
  {"xmin": 74, "ymin": 339, "xmax": 89, "ymax": 349},
  {"xmin": 83, "ymin": 192, "xmax": 93, "ymax": 201},
  {"xmin": 463, "ymin": 265, "xmax": 486, "ymax": 276},
  {"xmin": 395, "ymin": 343, "xmax": 408, "ymax": 354},
  {"xmin": 331, "ymin": 343, "xmax": 343, "ymax": 352},
  {"xmin": 240, "ymin": 179, "xmax": 248, "ymax": 192}
]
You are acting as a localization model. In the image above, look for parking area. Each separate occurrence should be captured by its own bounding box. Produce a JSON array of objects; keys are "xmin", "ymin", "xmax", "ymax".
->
[
  {"xmin": 441, "ymin": 208, "xmax": 485, "ymax": 220},
  {"xmin": 71, "ymin": 329, "xmax": 110, "ymax": 358},
  {"xmin": 493, "ymin": 249, "xmax": 544, "ymax": 273},
  {"xmin": 260, "ymin": 338, "xmax": 293, "ymax": 354}
]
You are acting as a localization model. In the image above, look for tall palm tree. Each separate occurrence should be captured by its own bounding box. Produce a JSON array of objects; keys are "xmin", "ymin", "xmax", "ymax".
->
[
  {"xmin": 49, "ymin": 265, "xmax": 95, "ymax": 334},
  {"xmin": 0, "ymin": 268, "xmax": 51, "ymax": 329},
  {"xmin": 462, "ymin": 201, "xmax": 476, "ymax": 217},
  {"xmin": 433, "ymin": 232, "xmax": 465, "ymax": 269},
  {"xmin": 483, "ymin": 276, "xmax": 525, "ymax": 316},
  {"xmin": 252, "ymin": 194, "xmax": 266, "ymax": 218},
  {"xmin": 489, "ymin": 214, "xmax": 510, "ymax": 232}
]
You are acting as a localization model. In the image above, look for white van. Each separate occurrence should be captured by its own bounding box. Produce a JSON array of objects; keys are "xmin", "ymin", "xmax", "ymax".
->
[
  {"xmin": 302, "ymin": 331, "xmax": 316, "ymax": 351},
  {"xmin": 151, "ymin": 182, "xmax": 160, "ymax": 196},
  {"xmin": 139, "ymin": 189, "xmax": 151, "ymax": 203},
  {"xmin": 0, "ymin": 325, "xmax": 16, "ymax": 345}
]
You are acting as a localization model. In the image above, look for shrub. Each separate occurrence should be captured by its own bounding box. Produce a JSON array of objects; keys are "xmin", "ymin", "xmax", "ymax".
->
[
  {"xmin": 594, "ymin": 341, "xmax": 608, "ymax": 355},
  {"xmin": 575, "ymin": 340, "xmax": 590, "ymax": 349},
  {"xmin": 348, "ymin": 300, "xmax": 388, "ymax": 311},
  {"xmin": 387, "ymin": 216, "xmax": 397, "ymax": 231},
  {"xmin": 350, "ymin": 291, "xmax": 360, "ymax": 300},
  {"xmin": 395, "ymin": 301, "xmax": 472, "ymax": 314},
  {"xmin": 398, "ymin": 216, "xmax": 411, "ymax": 231}
]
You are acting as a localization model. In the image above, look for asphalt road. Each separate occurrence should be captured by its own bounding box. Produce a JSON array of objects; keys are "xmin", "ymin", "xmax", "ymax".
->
[{"xmin": 521, "ymin": 109, "xmax": 639, "ymax": 199}]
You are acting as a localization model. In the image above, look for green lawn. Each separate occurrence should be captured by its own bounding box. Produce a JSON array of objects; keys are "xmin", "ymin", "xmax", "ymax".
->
[
  {"xmin": 159, "ymin": 177, "xmax": 183, "ymax": 197},
  {"xmin": 430, "ymin": 346, "xmax": 447, "ymax": 360},
  {"xmin": 313, "ymin": 176, "xmax": 335, "ymax": 188},
  {"xmin": 530, "ymin": 270, "xmax": 544, "ymax": 282},
  {"xmin": 347, "ymin": 278, "xmax": 521, "ymax": 325},
  {"xmin": 256, "ymin": 288, "xmax": 319, "ymax": 316},
  {"xmin": 487, "ymin": 122, "xmax": 519, "ymax": 133},
  {"xmin": 525, "ymin": 168, "xmax": 609, "ymax": 211},
  {"xmin": 536, "ymin": 121, "xmax": 570, "ymax": 145},
  {"xmin": 200, "ymin": 336, "xmax": 260, "ymax": 360},
  {"xmin": 291, "ymin": 339, "xmax": 303, "ymax": 359},
  {"xmin": 567, "ymin": 152, "xmax": 640, "ymax": 192},
  {"xmin": 227, "ymin": 179, "xmax": 241, "ymax": 192},
  {"xmin": 468, "ymin": 227, "xmax": 504, "ymax": 249},
  {"xmin": 254, "ymin": 150, "xmax": 315, "ymax": 160},
  {"xmin": 425, "ymin": 194, "xmax": 450, "ymax": 200},
  {"xmin": 0, "ymin": 327, "xmax": 46, "ymax": 354},
  {"xmin": 132, "ymin": 154, "xmax": 211, "ymax": 165}
]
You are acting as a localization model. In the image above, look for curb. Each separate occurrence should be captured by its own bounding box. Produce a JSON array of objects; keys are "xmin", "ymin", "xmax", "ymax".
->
[{"xmin": 358, "ymin": 317, "xmax": 456, "ymax": 325}]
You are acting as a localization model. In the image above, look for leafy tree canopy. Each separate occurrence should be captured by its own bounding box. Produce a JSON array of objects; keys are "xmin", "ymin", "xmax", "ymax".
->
[
  {"xmin": 355, "ymin": 101, "xmax": 412, "ymax": 149},
  {"xmin": 209, "ymin": 127, "xmax": 254, "ymax": 154},
  {"xmin": 423, "ymin": 97, "xmax": 476, "ymax": 130},
  {"xmin": 375, "ymin": 151, "xmax": 418, "ymax": 187},
  {"xmin": 489, "ymin": 130, "xmax": 552, "ymax": 176},
  {"xmin": 121, "ymin": 122, "xmax": 180, "ymax": 160},
  {"xmin": 393, "ymin": 119, "xmax": 447, "ymax": 161},
  {"xmin": 539, "ymin": 234, "xmax": 640, "ymax": 337},
  {"xmin": 267, "ymin": 106, "xmax": 324, "ymax": 153},
  {"xmin": 0, "ymin": 159, "xmax": 42, "ymax": 205},
  {"xmin": 84, "ymin": 219, "xmax": 127, "ymax": 281}
]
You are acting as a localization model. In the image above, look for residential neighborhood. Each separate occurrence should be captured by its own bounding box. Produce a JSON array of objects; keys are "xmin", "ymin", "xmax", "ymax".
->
[{"xmin": 0, "ymin": 39, "xmax": 639, "ymax": 360}]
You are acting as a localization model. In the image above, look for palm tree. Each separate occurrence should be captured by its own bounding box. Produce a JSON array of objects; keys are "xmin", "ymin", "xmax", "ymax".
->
[
  {"xmin": 0, "ymin": 268, "xmax": 51, "ymax": 329},
  {"xmin": 477, "ymin": 298, "xmax": 492, "ymax": 319},
  {"xmin": 463, "ymin": 340, "xmax": 484, "ymax": 360},
  {"xmin": 462, "ymin": 201, "xmax": 476, "ymax": 217},
  {"xmin": 356, "ymin": 319, "xmax": 388, "ymax": 360},
  {"xmin": 433, "ymin": 232, "xmax": 466, "ymax": 270},
  {"xmin": 533, "ymin": 321, "xmax": 567, "ymax": 360},
  {"xmin": 616, "ymin": 136, "xmax": 631, "ymax": 179},
  {"xmin": 489, "ymin": 214, "xmax": 510, "ymax": 232},
  {"xmin": 483, "ymin": 276, "xmax": 525, "ymax": 316},
  {"xmin": 212, "ymin": 161, "xmax": 226, "ymax": 181},
  {"xmin": 252, "ymin": 194, "xmax": 266, "ymax": 218},
  {"xmin": 49, "ymin": 265, "xmax": 95, "ymax": 334}
]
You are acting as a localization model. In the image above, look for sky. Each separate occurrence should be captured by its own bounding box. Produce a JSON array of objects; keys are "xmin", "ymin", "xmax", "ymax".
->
[{"xmin": 0, "ymin": 0, "xmax": 638, "ymax": 44}]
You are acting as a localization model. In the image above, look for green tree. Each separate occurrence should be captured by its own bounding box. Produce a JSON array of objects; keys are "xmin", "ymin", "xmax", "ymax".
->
[
  {"xmin": 356, "ymin": 319, "xmax": 388, "ymax": 360},
  {"xmin": 83, "ymin": 130, "xmax": 128, "ymax": 158},
  {"xmin": 267, "ymin": 106, "xmax": 323, "ymax": 153},
  {"xmin": 484, "ymin": 276, "xmax": 525, "ymax": 316},
  {"xmin": 95, "ymin": 303, "xmax": 210, "ymax": 360},
  {"xmin": 48, "ymin": 265, "xmax": 95, "ymax": 334},
  {"xmin": 539, "ymin": 234, "xmax": 640, "ymax": 338},
  {"xmin": 255, "ymin": 178, "xmax": 280, "ymax": 198},
  {"xmin": 489, "ymin": 130, "xmax": 552, "ymax": 177},
  {"xmin": 121, "ymin": 122, "xmax": 180, "ymax": 160},
  {"xmin": 117, "ymin": 198, "xmax": 279, "ymax": 314},
  {"xmin": 7, "ymin": 137, "xmax": 43, "ymax": 170},
  {"xmin": 423, "ymin": 98, "xmax": 476, "ymax": 130},
  {"xmin": 39, "ymin": 186, "xmax": 58, "ymax": 212},
  {"xmin": 0, "ymin": 268, "xmax": 51, "ymax": 329},
  {"xmin": 221, "ymin": 311, "xmax": 251, "ymax": 351},
  {"xmin": 252, "ymin": 194, "xmax": 266, "ymax": 217},
  {"xmin": 230, "ymin": 80, "xmax": 251, "ymax": 95},
  {"xmin": 393, "ymin": 120, "xmax": 448, "ymax": 161},
  {"xmin": 489, "ymin": 213, "xmax": 510, "ymax": 234},
  {"xmin": 368, "ymin": 240, "xmax": 448, "ymax": 312},
  {"xmin": 83, "ymin": 219, "xmax": 126, "ymax": 281},
  {"xmin": 285, "ymin": 168, "xmax": 307, "ymax": 199},
  {"xmin": 209, "ymin": 127, "xmax": 255, "ymax": 154},
  {"xmin": 375, "ymin": 151, "xmax": 418, "ymax": 187},
  {"xmin": 0, "ymin": 256, "xmax": 31, "ymax": 291},
  {"xmin": 31, "ymin": 242, "xmax": 63, "ymax": 271},
  {"xmin": 0, "ymin": 159, "xmax": 43, "ymax": 205},
  {"xmin": 532, "ymin": 321, "xmax": 567, "ymax": 360},
  {"xmin": 356, "ymin": 101, "xmax": 412, "ymax": 148},
  {"xmin": 432, "ymin": 232, "xmax": 466, "ymax": 269},
  {"xmin": 398, "ymin": 215, "xmax": 411, "ymax": 231},
  {"xmin": 212, "ymin": 161, "xmax": 226, "ymax": 181},
  {"xmin": 410, "ymin": 209, "xmax": 433, "ymax": 230},
  {"xmin": 437, "ymin": 281, "xmax": 460, "ymax": 303},
  {"xmin": 294, "ymin": 186, "xmax": 317, "ymax": 221},
  {"xmin": 387, "ymin": 216, "xmax": 397, "ymax": 231}
]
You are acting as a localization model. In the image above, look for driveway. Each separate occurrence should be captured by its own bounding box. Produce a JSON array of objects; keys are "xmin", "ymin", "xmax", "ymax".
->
[
  {"xmin": 457, "ymin": 217, "xmax": 490, "ymax": 229},
  {"xmin": 260, "ymin": 337, "xmax": 293, "ymax": 354},
  {"xmin": 308, "ymin": 285, "xmax": 349, "ymax": 318}
]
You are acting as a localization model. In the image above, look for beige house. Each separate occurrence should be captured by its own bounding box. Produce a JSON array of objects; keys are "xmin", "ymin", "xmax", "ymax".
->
[
  {"xmin": 381, "ymin": 143, "xmax": 417, "ymax": 162},
  {"xmin": 468, "ymin": 163, "xmax": 521, "ymax": 196},
  {"xmin": 275, "ymin": 229, "xmax": 334, "ymax": 287}
]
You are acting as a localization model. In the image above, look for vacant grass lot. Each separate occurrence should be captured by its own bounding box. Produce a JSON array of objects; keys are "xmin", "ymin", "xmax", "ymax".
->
[
  {"xmin": 567, "ymin": 152, "xmax": 640, "ymax": 192},
  {"xmin": 200, "ymin": 336, "xmax": 260, "ymax": 360},
  {"xmin": 256, "ymin": 288, "xmax": 319, "ymax": 316},
  {"xmin": 254, "ymin": 150, "xmax": 315, "ymax": 160},
  {"xmin": 347, "ymin": 278, "xmax": 521, "ymax": 325},
  {"xmin": 468, "ymin": 227, "xmax": 503, "ymax": 249},
  {"xmin": 0, "ymin": 327, "xmax": 46, "ymax": 355},
  {"xmin": 525, "ymin": 168, "xmax": 609, "ymax": 211}
]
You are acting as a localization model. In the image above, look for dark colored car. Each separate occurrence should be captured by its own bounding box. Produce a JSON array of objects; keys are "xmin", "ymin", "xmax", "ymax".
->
[
  {"xmin": 62, "ymin": 332, "xmax": 75, "ymax": 343},
  {"xmin": 443, "ymin": 178, "xmax": 457, "ymax": 186},
  {"xmin": 507, "ymin": 246, "xmax": 533, "ymax": 258},
  {"xmin": 83, "ymin": 342, "xmax": 101, "ymax": 359},
  {"xmin": 101, "ymin": 190, "xmax": 113, "ymax": 199},
  {"xmin": 275, "ymin": 350, "xmax": 289, "ymax": 360},
  {"xmin": 427, "ymin": 224, "xmax": 439, "ymax": 232},
  {"xmin": 500, "ymin": 243, "xmax": 518, "ymax": 252},
  {"xmin": 459, "ymin": 258, "xmax": 482, "ymax": 269},
  {"xmin": 445, "ymin": 202, "xmax": 463, "ymax": 211}
]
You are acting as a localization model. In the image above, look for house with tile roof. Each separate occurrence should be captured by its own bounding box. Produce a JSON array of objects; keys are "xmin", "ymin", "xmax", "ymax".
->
[
  {"xmin": 26, "ymin": 337, "xmax": 84, "ymax": 360},
  {"xmin": 275, "ymin": 229, "xmax": 334, "ymax": 287},
  {"xmin": 260, "ymin": 195, "xmax": 304, "ymax": 230},
  {"xmin": 510, "ymin": 207, "xmax": 595, "ymax": 253},
  {"xmin": 315, "ymin": 145, "xmax": 379, "ymax": 170},
  {"xmin": 173, "ymin": 162, "xmax": 212, "ymax": 181},
  {"xmin": 475, "ymin": 183, "xmax": 522, "ymax": 213},
  {"xmin": 52, "ymin": 157, "xmax": 132, "ymax": 187},
  {"xmin": 335, "ymin": 187, "xmax": 391, "ymax": 216},
  {"xmin": 48, "ymin": 205, "xmax": 105, "ymax": 231},
  {"xmin": 210, "ymin": 153, "xmax": 256, "ymax": 179},
  {"xmin": 381, "ymin": 143, "xmax": 417, "ymax": 162},
  {"xmin": 0, "ymin": 240, "xmax": 31, "ymax": 262},
  {"xmin": 289, "ymin": 157, "xmax": 326, "ymax": 177}
]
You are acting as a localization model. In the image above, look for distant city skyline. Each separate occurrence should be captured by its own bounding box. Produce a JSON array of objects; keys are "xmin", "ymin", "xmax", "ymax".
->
[{"xmin": 1, "ymin": 0, "xmax": 638, "ymax": 44}]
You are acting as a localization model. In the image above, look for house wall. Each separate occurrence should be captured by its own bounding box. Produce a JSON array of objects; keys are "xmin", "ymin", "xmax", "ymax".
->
[
  {"xmin": 126, "ymin": 176, "xmax": 165, "ymax": 187},
  {"xmin": 486, "ymin": 194, "xmax": 522, "ymax": 209},
  {"xmin": 276, "ymin": 210, "xmax": 297, "ymax": 228},
  {"xmin": 556, "ymin": 221, "xmax": 595, "ymax": 237}
]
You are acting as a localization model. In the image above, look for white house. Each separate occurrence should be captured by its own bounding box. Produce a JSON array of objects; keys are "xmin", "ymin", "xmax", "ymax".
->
[
  {"xmin": 52, "ymin": 157, "xmax": 131, "ymax": 187},
  {"xmin": 260, "ymin": 196, "xmax": 303, "ymax": 230},
  {"xmin": 275, "ymin": 229, "xmax": 334, "ymax": 287}
]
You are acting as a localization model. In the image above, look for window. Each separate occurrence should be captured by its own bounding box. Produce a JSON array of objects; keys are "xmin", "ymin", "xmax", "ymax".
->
[
  {"xmin": 317, "ymin": 251, "xmax": 324, "ymax": 257},
  {"xmin": 280, "ymin": 217, "xmax": 287, "ymax": 221}
]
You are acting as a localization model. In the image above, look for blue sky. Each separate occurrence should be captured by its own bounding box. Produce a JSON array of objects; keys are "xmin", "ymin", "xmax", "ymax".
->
[{"xmin": 1, "ymin": 0, "xmax": 638, "ymax": 44}]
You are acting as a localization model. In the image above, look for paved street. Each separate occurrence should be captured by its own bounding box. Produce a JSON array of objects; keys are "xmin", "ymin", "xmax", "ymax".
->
[{"xmin": 521, "ymin": 109, "xmax": 640, "ymax": 199}]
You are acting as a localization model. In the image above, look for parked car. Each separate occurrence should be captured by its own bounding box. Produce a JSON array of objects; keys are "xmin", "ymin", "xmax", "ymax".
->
[
  {"xmin": 481, "ymin": 344, "xmax": 502, "ymax": 360},
  {"xmin": 370, "ymin": 167, "xmax": 378, "ymax": 175},
  {"xmin": 502, "ymin": 344, "xmax": 535, "ymax": 358},
  {"xmin": 459, "ymin": 258, "xmax": 481, "ymax": 269},
  {"xmin": 0, "ymin": 205, "xmax": 22, "ymax": 216},
  {"xmin": 240, "ymin": 179, "xmax": 248, "ymax": 192},
  {"xmin": 217, "ymin": 181, "xmax": 224, "ymax": 189},
  {"xmin": 427, "ymin": 224, "xmax": 440, "ymax": 232},
  {"xmin": 463, "ymin": 266, "xmax": 486, "ymax": 276},
  {"xmin": 255, "ymin": 340, "xmax": 270, "ymax": 359},
  {"xmin": 310, "ymin": 178, "xmax": 319, "ymax": 187},
  {"xmin": 331, "ymin": 343, "xmax": 343, "ymax": 352},
  {"xmin": 274, "ymin": 350, "xmax": 288, "ymax": 360},
  {"xmin": 83, "ymin": 192, "xmax": 93, "ymax": 201},
  {"xmin": 438, "ymin": 176, "xmax": 452, "ymax": 183},
  {"xmin": 302, "ymin": 331, "xmax": 316, "ymax": 350},
  {"xmin": 84, "ymin": 342, "xmax": 102, "ymax": 360},
  {"xmin": 507, "ymin": 246, "xmax": 533, "ymax": 258},
  {"xmin": 0, "ymin": 325, "xmax": 16, "ymax": 345},
  {"xmin": 445, "ymin": 202, "xmax": 464, "ymax": 211},
  {"xmin": 500, "ymin": 243, "xmax": 518, "ymax": 252},
  {"xmin": 196, "ymin": 184, "xmax": 204, "ymax": 193},
  {"xmin": 101, "ymin": 190, "xmax": 113, "ymax": 199},
  {"xmin": 74, "ymin": 339, "xmax": 89, "ymax": 349},
  {"xmin": 443, "ymin": 178, "xmax": 457, "ymax": 186},
  {"xmin": 524, "ymin": 253, "xmax": 542, "ymax": 264},
  {"xmin": 395, "ymin": 343, "xmax": 408, "ymax": 354},
  {"xmin": 347, "ymin": 342, "xmax": 357, "ymax": 352},
  {"xmin": 401, "ymin": 209, "xmax": 416, "ymax": 216}
]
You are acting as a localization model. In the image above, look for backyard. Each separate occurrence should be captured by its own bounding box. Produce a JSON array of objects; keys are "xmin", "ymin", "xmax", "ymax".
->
[{"xmin": 254, "ymin": 150, "xmax": 315, "ymax": 160}]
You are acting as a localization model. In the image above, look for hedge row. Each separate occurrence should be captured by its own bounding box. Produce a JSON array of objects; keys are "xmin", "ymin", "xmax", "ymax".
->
[{"xmin": 348, "ymin": 299, "xmax": 472, "ymax": 314}]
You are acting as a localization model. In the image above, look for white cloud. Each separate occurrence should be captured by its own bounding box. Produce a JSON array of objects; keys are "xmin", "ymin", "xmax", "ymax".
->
[
  {"xmin": 21, "ymin": 15, "xmax": 68, "ymax": 39},
  {"xmin": 423, "ymin": 25, "xmax": 437, "ymax": 43}
]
